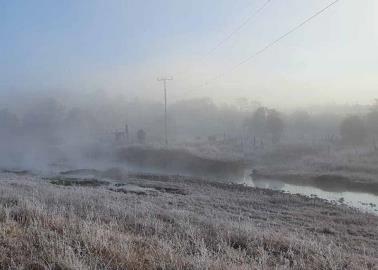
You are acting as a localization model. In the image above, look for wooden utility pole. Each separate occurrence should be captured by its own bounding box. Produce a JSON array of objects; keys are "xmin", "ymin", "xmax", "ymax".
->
[{"xmin": 157, "ymin": 76, "xmax": 173, "ymax": 145}]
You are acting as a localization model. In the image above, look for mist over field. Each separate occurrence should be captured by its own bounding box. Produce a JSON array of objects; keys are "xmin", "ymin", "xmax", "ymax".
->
[{"xmin": 1, "ymin": 93, "xmax": 377, "ymax": 170}]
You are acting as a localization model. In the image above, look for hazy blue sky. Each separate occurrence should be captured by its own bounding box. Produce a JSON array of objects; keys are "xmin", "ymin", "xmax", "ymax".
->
[{"xmin": 1, "ymin": 0, "xmax": 377, "ymax": 107}]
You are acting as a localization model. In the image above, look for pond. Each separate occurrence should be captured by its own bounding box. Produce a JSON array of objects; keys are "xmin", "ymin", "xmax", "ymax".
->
[{"xmin": 239, "ymin": 173, "xmax": 378, "ymax": 214}]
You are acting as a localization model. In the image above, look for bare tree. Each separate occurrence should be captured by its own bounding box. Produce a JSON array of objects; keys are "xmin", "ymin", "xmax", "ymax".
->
[
  {"xmin": 291, "ymin": 110, "xmax": 311, "ymax": 139},
  {"xmin": 251, "ymin": 107, "xmax": 268, "ymax": 138},
  {"xmin": 339, "ymin": 115, "xmax": 366, "ymax": 145},
  {"xmin": 137, "ymin": 129, "xmax": 146, "ymax": 144},
  {"xmin": 366, "ymin": 103, "xmax": 378, "ymax": 149},
  {"xmin": 266, "ymin": 109, "xmax": 285, "ymax": 144}
]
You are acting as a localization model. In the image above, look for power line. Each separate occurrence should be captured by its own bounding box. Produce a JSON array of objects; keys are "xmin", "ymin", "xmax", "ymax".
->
[
  {"xmin": 206, "ymin": 0, "xmax": 272, "ymax": 56},
  {"xmin": 194, "ymin": 0, "xmax": 341, "ymax": 90},
  {"xmin": 174, "ymin": 0, "xmax": 272, "ymax": 79},
  {"xmin": 230, "ymin": 0, "xmax": 340, "ymax": 72}
]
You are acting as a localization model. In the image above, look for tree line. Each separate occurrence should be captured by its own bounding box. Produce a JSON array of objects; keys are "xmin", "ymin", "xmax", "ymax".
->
[{"xmin": 243, "ymin": 100, "xmax": 378, "ymax": 148}]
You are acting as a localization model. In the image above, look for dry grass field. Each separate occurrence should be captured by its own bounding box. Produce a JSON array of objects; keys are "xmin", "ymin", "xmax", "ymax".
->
[{"xmin": 0, "ymin": 170, "xmax": 377, "ymax": 269}]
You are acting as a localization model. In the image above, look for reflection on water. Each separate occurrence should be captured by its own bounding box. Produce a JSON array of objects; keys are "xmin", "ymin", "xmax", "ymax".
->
[{"xmin": 240, "ymin": 174, "xmax": 378, "ymax": 214}]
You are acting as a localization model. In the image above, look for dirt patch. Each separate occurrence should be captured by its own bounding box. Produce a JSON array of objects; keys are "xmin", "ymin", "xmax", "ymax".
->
[
  {"xmin": 60, "ymin": 169, "xmax": 100, "ymax": 176},
  {"xmin": 110, "ymin": 188, "xmax": 149, "ymax": 196},
  {"xmin": 48, "ymin": 177, "xmax": 109, "ymax": 187},
  {"xmin": 109, "ymin": 185, "xmax": 158, "ymax": 196},
  {"xmin": 152, "ymin": 186, "xmax": 188, "ymax": 195},
  {"xmin": 1, "ymin": 169, "xmax": 30, "ymax": 175}
]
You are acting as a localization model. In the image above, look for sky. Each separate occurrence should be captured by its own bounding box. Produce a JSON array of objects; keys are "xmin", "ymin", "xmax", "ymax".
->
[{"xmin": 0, "ymin": 0, "xmax": 377, "ymax": 108}]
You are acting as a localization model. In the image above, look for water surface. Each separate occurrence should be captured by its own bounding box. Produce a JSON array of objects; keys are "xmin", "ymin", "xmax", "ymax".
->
[{"xmin": 240, "ymin": 174, "xmax": 378, "ymax": 214}]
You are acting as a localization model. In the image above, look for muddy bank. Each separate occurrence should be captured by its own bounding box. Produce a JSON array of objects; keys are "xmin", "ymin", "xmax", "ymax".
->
[
  {"xmin": 252, "ymin": 171, "xmax": 378, "ymax": 195},
  {"xmin": 114, "ymin": 146, "xmax": 246, "ymax": 178}
]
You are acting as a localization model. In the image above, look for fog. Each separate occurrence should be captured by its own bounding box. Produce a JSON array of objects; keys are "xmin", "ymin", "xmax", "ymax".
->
[
  {"xmin": 2, "ymin": 2, "xmax": 378, "ymax": 267},
  {"xmin": 0, "ymin": 88, "xmax": 377, "ymax": 172},
  {"xmin": 1, "ymin": 0, "xmax": 378, "ymax": 200}
]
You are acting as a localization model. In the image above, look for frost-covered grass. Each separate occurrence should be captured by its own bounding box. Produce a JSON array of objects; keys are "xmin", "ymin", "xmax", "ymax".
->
[{"xmin": 0, "ymin": 172, "xmax": 377, "ymax": 269}]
